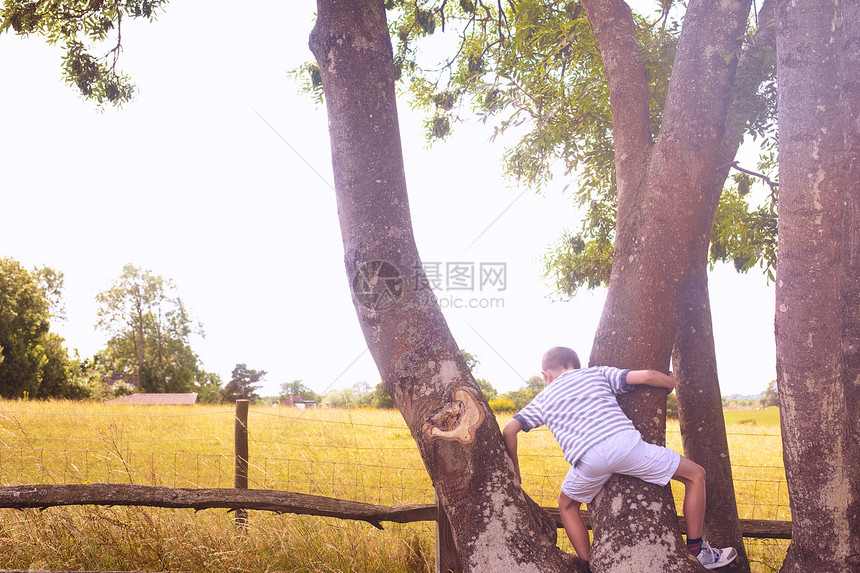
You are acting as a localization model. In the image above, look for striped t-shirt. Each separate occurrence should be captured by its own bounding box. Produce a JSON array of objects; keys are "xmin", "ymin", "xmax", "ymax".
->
[{"xmin": 513, "ymin": 366, "xmax": 636, "ymax": 465}]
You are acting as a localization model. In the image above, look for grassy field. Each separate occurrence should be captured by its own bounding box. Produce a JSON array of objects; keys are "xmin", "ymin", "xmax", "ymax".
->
[
  {"xmin": 723, "ymin": 406, "xmax": 780, "ymax": 427},
  {"xmin": 0, "ymin": 401, "xmax": 788, "ymax": 572}
]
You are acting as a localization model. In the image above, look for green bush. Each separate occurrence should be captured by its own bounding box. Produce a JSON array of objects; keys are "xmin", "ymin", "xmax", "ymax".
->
[{"xmin": 488, "ymin": 397, "xmax": 517, "ymax": 413}]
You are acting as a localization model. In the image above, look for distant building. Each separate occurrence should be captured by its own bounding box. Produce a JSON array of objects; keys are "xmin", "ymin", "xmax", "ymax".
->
[
  {"xmin": 109, "ymin": 393, "xmax": 199, "ymax": 405},
  {"xmin": 281, "ymin": 395, "xmax": 317, "ymax": 409}
]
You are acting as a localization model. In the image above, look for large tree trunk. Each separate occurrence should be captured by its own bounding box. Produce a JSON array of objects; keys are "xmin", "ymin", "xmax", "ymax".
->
[
  {"xmin": 775, "ymin": 0, "xmax": 859, "ymax": 569},
  {"xmin": 843, "ymin": 0, "xmax": 860, "ymax": 566},
  {"xmin": 308, "ymin": 1, "xmax": 581, "ymax": 570},
  {"xmin": 582, "ymin": 0, "xmax": 752, "ymax": 569}
]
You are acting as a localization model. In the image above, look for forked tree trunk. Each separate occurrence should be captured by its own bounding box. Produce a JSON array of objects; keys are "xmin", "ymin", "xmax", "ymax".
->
[
  {"xmin": 775, "ymin": 0, "xmax": 859, "ymax": 569},
  {"xmin": 308, "ymin": 1, "xmax": 581, "ymax": 570},
  {"xmin": 671, "ymin": 10, "xmax": 776, "ymax": 569},
  {"xmin": 582, "ymin": 0, "xmax": 752, "ymax": 569}
]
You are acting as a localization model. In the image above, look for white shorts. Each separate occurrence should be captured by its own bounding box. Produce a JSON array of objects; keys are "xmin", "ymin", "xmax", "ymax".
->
[{"xmin": 561, "ymin": 429, "xmax": 681, "ymax": 504}]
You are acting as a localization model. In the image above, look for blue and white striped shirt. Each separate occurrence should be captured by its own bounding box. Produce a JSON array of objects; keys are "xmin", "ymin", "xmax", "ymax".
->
[{"xmin": 513, "ymin": 366, "xmax": 636, "ymax": 465}]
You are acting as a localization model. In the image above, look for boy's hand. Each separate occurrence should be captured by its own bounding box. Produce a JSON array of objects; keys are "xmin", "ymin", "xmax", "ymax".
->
[{"xmin": 664, "ymin": 371, "xmax": 677, "ymax": 391}]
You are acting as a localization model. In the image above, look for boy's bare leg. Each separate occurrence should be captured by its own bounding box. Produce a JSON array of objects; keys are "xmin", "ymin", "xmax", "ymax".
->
[
  {"xmin": 671, "ymin": 455, "xmax": 707, "ymax": 540},
  {"xmin": 559, "ymin": 491, "xmax": 590, "ymax": 561}
]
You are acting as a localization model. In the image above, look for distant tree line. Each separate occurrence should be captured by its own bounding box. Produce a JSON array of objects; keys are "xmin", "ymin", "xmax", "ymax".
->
[
  {"xmin": 0, "ymin": 258, "xmax": 263, "ymax": 404},
  {"xmin": 312, "ymin": 350, "xmax": 549, "ymax": 412},
  {"xmin": 720, "ymin": 381, "xmax": 779, "ymax": 410},
  {"xmin": 0, "ymin": 257, "xmax": 420, "ymax": 405}
]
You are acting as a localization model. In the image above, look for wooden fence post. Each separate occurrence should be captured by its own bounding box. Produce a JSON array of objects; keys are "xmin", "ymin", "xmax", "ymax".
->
[
  {"xmin": 234, "ymin": 399, "xmax": 249, "ymax": 526},
  {"xmin": 435, "ymin": 491, "xmax": 462, "ymax": 573}
]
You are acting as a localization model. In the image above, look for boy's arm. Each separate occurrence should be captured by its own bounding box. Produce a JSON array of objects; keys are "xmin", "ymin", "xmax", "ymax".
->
[
  {"xmin": 502, "ymin": 418, "xmax": 524, "ymax": 482},
  {"xmin": 625, "ymin": 370, "xmax": 676, "ymax": 391}
]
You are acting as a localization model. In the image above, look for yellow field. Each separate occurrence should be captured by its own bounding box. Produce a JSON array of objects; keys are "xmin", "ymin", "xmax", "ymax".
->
[{"xmin": 0, "ymin": 401, "xmax": 789, "ymax": 571}]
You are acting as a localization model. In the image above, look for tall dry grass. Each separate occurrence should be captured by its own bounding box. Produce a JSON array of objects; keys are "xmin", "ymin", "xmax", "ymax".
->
[{"xmin": 0, "ymin": 401, "xmax": 788, "ymax": 572}]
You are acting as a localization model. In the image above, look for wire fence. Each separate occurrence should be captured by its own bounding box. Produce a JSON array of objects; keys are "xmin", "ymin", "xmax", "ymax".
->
[{"xmin": 0, "ymin": 403, "xmax": 789, "ymax": 521}]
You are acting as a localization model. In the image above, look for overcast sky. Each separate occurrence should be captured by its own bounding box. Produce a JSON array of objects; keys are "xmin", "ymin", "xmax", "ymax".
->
[{"xmin": 0, "ymin": 0, "xmax": 776, "ymax": 398}]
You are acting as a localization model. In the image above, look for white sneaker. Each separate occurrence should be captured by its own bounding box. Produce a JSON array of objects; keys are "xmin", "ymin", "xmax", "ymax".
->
[{"xmin": 696, "ymin": 540, "xmax": 738, "ymax": 569}]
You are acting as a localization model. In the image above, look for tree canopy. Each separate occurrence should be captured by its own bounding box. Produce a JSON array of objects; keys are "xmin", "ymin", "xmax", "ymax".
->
[
  {"xmin": 0, "ymin": 257, "xmax": 82, "ymax": 399},
  {"xmin": 223, "ymin": 363, "xmax": 265, "ymax": 403},
  {"xmin": 96, "ymin": 263, "xmax": 202, "ymax": 393},
  {"xmin": 0, "ymin": 0, "xmax": 167, "ymax": 106},
  {"xmin": 279, "ymin": 379, "xmax": 321, "ymax": 403}
]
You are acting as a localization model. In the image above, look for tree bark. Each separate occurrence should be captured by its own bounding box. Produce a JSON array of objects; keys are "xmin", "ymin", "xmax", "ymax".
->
[
  {"xmin": 308, "ymin": 1, "xmax": 581, "ymax": 570},
  {"xmin": 842, "ymin": 0, "xmax": 860, "ymax": 566},
  {"xmin": 775, "ymin": 0, "xmax": 859, "ymax": 569},
  {"xmin": 582, "ymin": 0, "xmax": 752, "ymax": 569}
]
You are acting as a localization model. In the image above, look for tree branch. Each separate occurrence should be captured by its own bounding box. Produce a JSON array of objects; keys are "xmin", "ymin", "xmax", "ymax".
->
[
  {"xmin": 729, "ymin": 161, "xmax": 779, "ymax": 197},
  {"xmin": 0, "ymin": 484, "xmax": 436, "ymax": 530},
  {"xmin": 580, "ymin": 0, "xmax": 653, "ymax": 209}
]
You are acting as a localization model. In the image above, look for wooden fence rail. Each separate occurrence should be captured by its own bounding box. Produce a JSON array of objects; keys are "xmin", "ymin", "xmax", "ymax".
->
[
  {"xmin": 0, "ymin": 483, "xmax": 435, "ymax": 529},
  {"xmin": 0, "ymin": 482, "xmax": 792, "ymax": 540}
]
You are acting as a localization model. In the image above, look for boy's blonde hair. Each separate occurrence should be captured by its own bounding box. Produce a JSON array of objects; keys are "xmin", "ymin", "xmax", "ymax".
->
[{"xmin": 542, "ymin": 346, "xmax": 581, "ymax": 372}]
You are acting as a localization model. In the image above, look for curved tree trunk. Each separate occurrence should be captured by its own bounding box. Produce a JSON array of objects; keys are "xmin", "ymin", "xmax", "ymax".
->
[
  {"xmin": 308, "ymin": 1, "xmax": 581, "ymax": 570},
  {"xmin": 671, "ymin": 129, "xmax": 751, "ymax": 573},
  {"xmin": 582, "ymin": 0, "xmax": 752, "ymax": 569},
  {"xmin": 673, "ymin": 267, "xmax": 749, "ymax": 573},
  {"xmin": 775, "ymin": 0, "xmax": 859, "ymax": 569}
]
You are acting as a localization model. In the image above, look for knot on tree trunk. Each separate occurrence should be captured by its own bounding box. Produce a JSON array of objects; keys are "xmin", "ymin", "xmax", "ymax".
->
[{"xmin": 425, "ymin": 388, "xmax": 484, "ymax": 444}]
